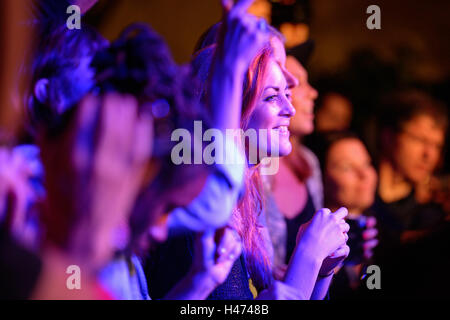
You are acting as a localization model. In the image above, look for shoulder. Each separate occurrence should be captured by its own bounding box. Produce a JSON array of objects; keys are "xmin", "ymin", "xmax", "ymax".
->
[{"xmin": 299, "ymin": 145, "xmax": 320, "ymax": 171}]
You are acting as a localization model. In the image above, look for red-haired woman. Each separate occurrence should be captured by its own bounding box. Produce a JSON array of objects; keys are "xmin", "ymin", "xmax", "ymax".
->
[{"xmin": 146, "ymin": 0, "xmax": 350, "ymax": 300}]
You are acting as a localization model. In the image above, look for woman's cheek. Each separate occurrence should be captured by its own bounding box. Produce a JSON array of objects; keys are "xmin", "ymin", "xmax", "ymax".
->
[
  {"xmin": 334, "ymin": 172, "xmax": 356, "ymax": 203},
  {"xmin": 247, "ymin": 103, "xmax": 274, "ymax": 132},
  {"xmin": 368, "ymin": 167, "xmax": 378, "ymax": 194}
]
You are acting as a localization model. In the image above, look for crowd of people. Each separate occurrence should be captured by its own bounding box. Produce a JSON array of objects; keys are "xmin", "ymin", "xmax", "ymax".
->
[{"xmin": 0, "ymin": 0, "xmax": 448, "ymax": 300}]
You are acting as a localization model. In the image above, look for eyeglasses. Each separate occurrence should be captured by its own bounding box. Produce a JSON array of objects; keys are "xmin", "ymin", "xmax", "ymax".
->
[{"xmin": 401, "ymin": 130, "xmax": 444, "ymax": 151}]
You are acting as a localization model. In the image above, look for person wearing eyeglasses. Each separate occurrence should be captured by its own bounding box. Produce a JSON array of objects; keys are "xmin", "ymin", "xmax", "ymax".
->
[{"xmin": 371, "ymin": 89, "xmax": 449, "ymax": 298}]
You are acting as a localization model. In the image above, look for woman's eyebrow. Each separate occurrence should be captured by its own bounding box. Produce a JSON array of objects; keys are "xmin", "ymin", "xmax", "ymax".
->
[{"xmin": 264, "ymin": 86, "xmax": 280, "ymax": 92}]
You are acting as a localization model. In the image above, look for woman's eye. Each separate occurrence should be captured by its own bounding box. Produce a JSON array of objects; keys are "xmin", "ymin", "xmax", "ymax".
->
[
  {"xmin": 264, "ymin": 95, "xmax": 278, "ymax": 102},
  {"xmin": 286, "ymin": 92, "xmax": 292, "ymax": 101}
]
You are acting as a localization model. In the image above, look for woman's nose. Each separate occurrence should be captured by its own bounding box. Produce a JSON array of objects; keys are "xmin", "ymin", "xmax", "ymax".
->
[
  {"xmin": 308, "ymin": 84, "xmax": 318, "ymax": 100},
  {"xmin": 281, "ymin": 98, "xmax": 296, "ymax": 118}
]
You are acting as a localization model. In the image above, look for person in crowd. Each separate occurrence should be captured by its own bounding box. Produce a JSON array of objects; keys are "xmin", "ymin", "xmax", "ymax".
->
[
  {"xmin": 15, "ymin": 0, "xmax": 251, "ymax": 299},
  {"xmin": 7, "ymin": 2, "xmax": 244, "ymax": 299},
  {"xmin": 374, "ymin": 90, "xmax": 448, "ymax": 249},
  {"xmin": 31, "ymin": 93, "xmax": 152, "ymax": 299},
  {"xmin": 311, "ymin": 131, "xmax": 379, "ymax": 298},
  {"xmin": 146, "ymin": 0, "xmax": 350, "ymax": 301},
  {"xmin": 29, "ymin": 17, "xmax": 242, "ymax": 298},
  {"xmin": 261, "ymin": 5, "xmax": 342, "ymax": 283},
  {"xmin": 263, "ymin": 50, "xmax": 323, "ymax": 279},
  {"xmin": 367, "ymin": 89, "xmax": 449, "ymax": 298},
  {"xmin": 24, "ymin": 25, "xmax": 107, "ymax": 137}
]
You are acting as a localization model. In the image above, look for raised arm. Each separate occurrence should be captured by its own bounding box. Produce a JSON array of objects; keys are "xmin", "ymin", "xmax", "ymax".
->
[{"xmin": 209, "ymin": 0, "xmax": 268, "ymax": 131}]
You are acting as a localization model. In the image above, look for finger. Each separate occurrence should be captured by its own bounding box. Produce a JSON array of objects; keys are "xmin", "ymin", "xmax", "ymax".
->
[
  {"xmin": 196, "ymin": 229, "xmax": 216, "ymax": 267},
  {"xmin": 99, "ymin": 94, "xmax": 137, "ymax": 159},
  {"xmin": 333, "ymin": 245, "xmax": 350, "ymax": 258},
  {"xmin": 227, "ymin": 236, "xmax": 242, "ymax": 262},
  {"xmin": 316, "ymin": 208, "xmax": 331, "ymax": 217},
  {"xmin": 362, "ymin": 228, "xmax": 378, "ymax": 240},
  {"xmin": 340, "ymin": 222, "xmax": 350, "ymax": 233},
  {"xmin": 131, "ymin": 111, "xmax": 153, "ymax": 168},
  {"xmin": 72, "ymin": 94, "xmax": 100, "ymax": 169},
  {"xmin": 363, "ymin": 239, "xmax": 379, "ymax": 251},
  {"xmin": 76, "ymin": 94, "xmax": 100, "ymax": 134},
  {"xmin": 343, "ymin": 232, "xmax": 349, "ymax": 242},
  {"xmin": 333, "ymin": 207, "xmax": 348, "ymax": 220},
  {"xmin": 364, "ymin": 249, "xmax": 374, "ymax": 260},
  {"xmin": 216, "ymin": 227, "xmax": 240, "ymax": 263},
  {"xmin": 366, "ymin": 216, "xmax": 377, "ymax": 228}
]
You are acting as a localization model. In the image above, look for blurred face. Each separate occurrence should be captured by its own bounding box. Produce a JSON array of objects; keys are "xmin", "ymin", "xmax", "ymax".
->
[
  {"xmin": 285, "ymin": 56, "xmax": 318, "ymax": 136},
  {"xmin": 315, "ymin": 93, "xmax": 352, "ymax": 132},
  {"xmin": 324, "ymin": 138, "xmax": 377, "ymax": 213},
  {"xmin": 392, "ymin": 115, "xmax": 445, "ymax": 184},
  {"xmin": 246, "ymin": 58, "xmax": 296, "ymax": 158}
]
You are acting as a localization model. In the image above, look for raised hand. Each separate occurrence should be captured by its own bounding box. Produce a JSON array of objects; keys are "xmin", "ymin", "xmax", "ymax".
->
[
  {"xmin": 39, "ymin": 93, "xmax": 152, "ymax": 269},
  {"xmin": 192, "ymin": 227, "xmax": 242, "ymax": 288},
  {"xmin": 208, "ymin": 0, "xmax": 269, "ymax": 131},
  {"xmin": 166, "ymin": 226, "xmax": 242, "ymax": 300},
  {"xmin": 218, "ymin": 0, "xmax": 269, "ymax": 71}
]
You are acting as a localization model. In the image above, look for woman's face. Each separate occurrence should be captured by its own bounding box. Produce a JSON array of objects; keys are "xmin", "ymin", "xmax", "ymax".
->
[
  {"xmin": 324, "ymin": 138, "xmax": 377, "ymax": 214},
  {"xmin": 246, "ymin": 58, "xmax": 296, "ymax": 159},
  {"xmin": 285, "ymin": 56, "xmax": 318, "ymax": 136}
]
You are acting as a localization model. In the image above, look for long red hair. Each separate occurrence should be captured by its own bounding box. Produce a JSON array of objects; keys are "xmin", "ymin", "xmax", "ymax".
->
[
  {"xmin": 192, "ymin": 39, "xmax": 275, "ymax": 292},
  {"xmin": 237, "ymin": 45, "xmax": 274, "ymax": 292}
]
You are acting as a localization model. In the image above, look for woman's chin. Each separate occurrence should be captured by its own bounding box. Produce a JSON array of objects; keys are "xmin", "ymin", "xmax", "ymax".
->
[{"xmin": 275, "ymin": 142, "xmax": 292, "ymax": 157}]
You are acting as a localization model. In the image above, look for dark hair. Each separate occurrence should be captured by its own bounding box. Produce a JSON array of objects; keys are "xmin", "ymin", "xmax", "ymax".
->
[
  {"xmin": 26, "ymin": 0, "xmax": 72, "ymax": 35},
  {"xmin": 25, "ymin": 24, "xmax": 107, "ymax": 134},
  {"xmin": 92, "ymin": 23, "xmax": 204, "ymax": 158},
  {"xmin": 378, "ymin": 89, "xmax": 448, "ymax": 134},
  {"xmin": 310, "ymin": 131, "xmax": 362, "ymax": 175}
]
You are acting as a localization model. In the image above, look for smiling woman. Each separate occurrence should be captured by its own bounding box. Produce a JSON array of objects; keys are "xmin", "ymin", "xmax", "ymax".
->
[
  {"xmin": 245, "ymin": 57, "xmax": 296, "ymax": 158},
  {"xmin": 147, "ymin": 6, "xmax": 350, "ymax": 301}
]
